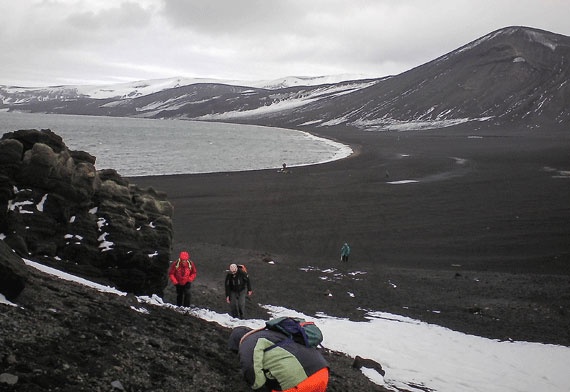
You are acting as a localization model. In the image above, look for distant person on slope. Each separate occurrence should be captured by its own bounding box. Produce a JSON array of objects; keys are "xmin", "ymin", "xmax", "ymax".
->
[
  {"xmin": 279, "ymin": 162, "xmax": 291, "ymax": 173},
  {"xmin": 228, "ymin": 326, "xmax": 329, "ymax": 391},
  {"xmin": 340, "ymin": 242, "xmax": 351, "ymax": 262},
  {"xmin": 168, "ymin": 251, "xmax": 197, "ymax": 307},
  {"xmin": 225, "ymin": 263, "xmax": 252, "ymax": 319}
]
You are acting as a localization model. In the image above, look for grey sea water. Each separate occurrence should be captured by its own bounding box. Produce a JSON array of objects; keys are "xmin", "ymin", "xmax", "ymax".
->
[{"xmin": 0, "ymin": 111, "xmax": 351, "ymax": 177}]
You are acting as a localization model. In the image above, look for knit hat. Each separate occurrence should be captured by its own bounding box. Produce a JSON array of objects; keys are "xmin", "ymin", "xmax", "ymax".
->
[
  {"xmin": 179, "ymin": 251, "xmax": 189, "ymax": 261},
  {"xmin": 228, "ymin": 326, "xmax": 252, "ymax": 352}
]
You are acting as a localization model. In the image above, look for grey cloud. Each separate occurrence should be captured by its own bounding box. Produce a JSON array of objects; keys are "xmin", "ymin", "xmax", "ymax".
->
[
  {"xmin": 1, "ymin": 0, "xmax": 569, "ymax": 86},
  {"xmin": 160, "ymin": 0, "xmax": 300, "ymax": 34},
  {"xmin": 65, "ymin": 2, "xmax": 152, "ymax": 30}
]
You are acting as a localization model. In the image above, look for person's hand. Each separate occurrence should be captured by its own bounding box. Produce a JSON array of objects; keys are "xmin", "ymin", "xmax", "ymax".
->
[{"xmin": 226, "ymin": 296, "xmax": 230, "ymax": 303}]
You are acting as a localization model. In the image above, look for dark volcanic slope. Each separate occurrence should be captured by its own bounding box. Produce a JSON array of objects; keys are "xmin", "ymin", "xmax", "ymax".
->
[
  {"xmin": 137, "ymin": 124, "xmax": 570, "ymax": 275},
  {"xmin": 305, "ymin": 26, "xmax": 570, "ymax": 127},
  {"xmin": 1, "ymin": 263, "xmax": 388, "ymax": 392},
  {"xmin": 132, "ymin": 123, "xmax": 570, "ymax": 347}
]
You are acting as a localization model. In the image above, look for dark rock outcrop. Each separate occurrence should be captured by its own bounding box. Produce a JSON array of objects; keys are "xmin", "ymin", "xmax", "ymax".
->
[
  {"xmin": 353, "ymin": 355, "xmax": 386, "ymax": 377},
  {"xmin": 0, "ymin": 129, "xmax": 173, "ymax": 296},
  {"xmin": 0, "ymin": 240, "xmax": 28, "ymax": 301}
]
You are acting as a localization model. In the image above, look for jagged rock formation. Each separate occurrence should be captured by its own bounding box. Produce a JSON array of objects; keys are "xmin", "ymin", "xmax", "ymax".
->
[{"xmin": 0, "ymin": 129, "xmax": 173, "ymax": 295}]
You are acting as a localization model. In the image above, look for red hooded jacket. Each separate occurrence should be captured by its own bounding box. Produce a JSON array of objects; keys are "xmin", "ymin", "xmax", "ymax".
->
[{"xmin": 168, "ymin": 259, "xmax": 197, "ymax": 285}]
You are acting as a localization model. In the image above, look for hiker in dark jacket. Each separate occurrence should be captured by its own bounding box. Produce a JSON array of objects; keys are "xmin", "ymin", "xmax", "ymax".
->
[
  {"xmin": 168, "ymin": 251, "xmax": 197, "ymax": 307},
  {"xmin": 228, "ymin": 326, "xmax": 329, "ymax": 391},
  {"xmin": 224, "ymin": 263, "xmax": 252, "ymax": 319}
]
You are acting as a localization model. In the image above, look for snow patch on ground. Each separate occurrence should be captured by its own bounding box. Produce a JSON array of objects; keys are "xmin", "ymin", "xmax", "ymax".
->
[
  {"xmin": 387, "ymin": 180, "xmax": 419, "ymax": 185},
  {"xmin": 9, "ymin": 259, "xmax": 570, "ymax": 392},
  {"xmin": 356, "ymin": 117, "xmax": 492, "ymax": 132}
]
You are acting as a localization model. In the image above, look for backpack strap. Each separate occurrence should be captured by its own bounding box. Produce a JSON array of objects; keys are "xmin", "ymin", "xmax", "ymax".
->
[
  {"xmin": 175, "ymin": 259, "xmax": 192, "ymax": 270},
  {"xmin": 263, "ymin": 337, "xmax": 294, "ymax": 352}
]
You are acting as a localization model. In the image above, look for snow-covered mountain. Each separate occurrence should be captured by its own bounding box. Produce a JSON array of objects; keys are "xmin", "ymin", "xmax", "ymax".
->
[
  {"xmin": 0, "ymin": 74, "xmax": 370, "ymax": 101},
  {"xmin": 1, "ymin": 26, "xmax": 568, "ymax": 130}
]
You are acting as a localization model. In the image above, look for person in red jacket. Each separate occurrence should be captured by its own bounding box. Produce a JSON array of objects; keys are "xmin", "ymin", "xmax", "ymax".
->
[{"xmin": 168, "ymin": 251, "xmax": 197, "ymax": 307}]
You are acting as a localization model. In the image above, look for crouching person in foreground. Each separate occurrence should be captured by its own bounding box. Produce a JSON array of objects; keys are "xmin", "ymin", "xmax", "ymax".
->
[{"xmin": 228, "ymin": 325, "xmax": 329, "ymax": 391}]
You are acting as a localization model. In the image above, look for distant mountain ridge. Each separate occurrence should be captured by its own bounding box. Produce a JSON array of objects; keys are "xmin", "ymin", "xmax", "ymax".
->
[
  {"xmin": 1, "ymin": 26, "xmax": 568, "ymax": 130},
  {"xmin": 0, "ymin": 74, "xmax": 369, "ymax": 100}
]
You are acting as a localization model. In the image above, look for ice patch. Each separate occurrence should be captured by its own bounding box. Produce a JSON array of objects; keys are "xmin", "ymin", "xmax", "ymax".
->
[
  {"xmin": 299, "ymin": 119, "xmax": 323, "ymax": 126},
  {"xmin": 23, "ymin": 259, "xmax": 126, "ymax": 296},
  {"xmin": 0, "ymin": 293, "xmax": 18, "ymax": 307},
  {"xmin": 450, "ymin": 157, "xmax": 467, "ymax": 165},
  {"xmin": 193, "ymin": 82, "xmax": 376, "ymax": 121},
  {"xmin": 98, "ymin": 232, "xmax": 114, "ymax": 252},
  {"xmin": 36, "ymin": 194, "xmax": 48, "ymax": 212},
  {"xmin": 526, "ymin": 30, "xmax": 558, "ymax": 51},
  {"xmin": 387, "ymin": 180, "xmax": 418, "ymax": 184},
  {"xmin": 301, "ymin": 266, "xmax": 366, "ymax": 282},
  {"xmin": 356, "ymin": 117, "xmax": 492, "ymax": 132},
  {"xmin": 97, "ymin": 217, "xmax": 107, "ymax": 230},
  {"xmin": 8, "ymin": 200, "xmax": 34, "ymax": 213},
  {"xmin": 543, "ymin": 166, "xmax": 570, "ymax": 178},
  {"xmin": 130, "ymin": 306, "xmax": 150, "ymax": 314}
]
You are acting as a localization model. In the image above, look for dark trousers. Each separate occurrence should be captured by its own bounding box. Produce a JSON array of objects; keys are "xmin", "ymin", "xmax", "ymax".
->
[
  {"xmin": 229, "ymin": 290, "xmax": 247, "ymax": 319},
  {"xmin": 175, "ymin": 282, "xmax": 191, "ymax": 307}
]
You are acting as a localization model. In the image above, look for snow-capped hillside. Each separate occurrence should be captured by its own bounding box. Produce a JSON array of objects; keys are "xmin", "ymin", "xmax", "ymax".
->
[
  {"xmin": 63, "ymin": 75, "xmax": 370, "ymax": 99},
  {"xmin": 306, "ymin": 26, "xmax": 570, "ymax": 130},
  {"xmin": 1, "ymin": 26, "xmax": 568, "ymax": 129},
  {"xmin": 0, "ymin": 74, "xmax": 370, "ymax": 101}
]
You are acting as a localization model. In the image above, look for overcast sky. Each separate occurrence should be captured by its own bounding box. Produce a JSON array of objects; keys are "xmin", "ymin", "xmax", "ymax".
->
[{"xmin": 1, "ymin": 0, "xmax": 568, "ymax": 87}]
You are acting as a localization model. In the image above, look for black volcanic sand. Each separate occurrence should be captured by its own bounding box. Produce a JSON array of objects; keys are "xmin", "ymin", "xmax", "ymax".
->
[
  {"xmin": 131, "ymin": 123, "xmax": 570, "ymax": 347},
  {"xmin": 2, "ymin": 264, "xmax": 387, "ymax": 391}
]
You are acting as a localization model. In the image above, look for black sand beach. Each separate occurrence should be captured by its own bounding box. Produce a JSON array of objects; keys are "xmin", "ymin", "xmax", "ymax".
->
[{"xmin": 130, "ymin": 123, "xmax": 570, "ymax": 347}]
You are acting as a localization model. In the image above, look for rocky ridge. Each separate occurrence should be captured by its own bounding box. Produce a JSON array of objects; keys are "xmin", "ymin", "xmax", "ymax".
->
[{"xmin": 0, "ymin": 129, "xmax": 173, "ymax": 297}]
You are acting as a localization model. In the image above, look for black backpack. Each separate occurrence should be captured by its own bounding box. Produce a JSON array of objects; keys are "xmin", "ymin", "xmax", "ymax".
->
[{"xmin": 264, "ymin": 317, "xmax": 323, "ymax": 351}]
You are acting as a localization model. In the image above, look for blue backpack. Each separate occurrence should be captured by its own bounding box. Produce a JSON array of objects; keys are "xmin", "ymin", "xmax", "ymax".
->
[{"xmin": 264, "ymin": 317, "xmax": 323, "ymax": 350}]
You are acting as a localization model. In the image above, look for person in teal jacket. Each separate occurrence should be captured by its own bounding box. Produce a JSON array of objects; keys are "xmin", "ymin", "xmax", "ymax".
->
[
  {"xmin": 340, "ymin": 242, "xmax": 351, "ymax": 262},
  {"xmin": 228, "ymin": 326, "xmax": 329, "ymax": 391}
]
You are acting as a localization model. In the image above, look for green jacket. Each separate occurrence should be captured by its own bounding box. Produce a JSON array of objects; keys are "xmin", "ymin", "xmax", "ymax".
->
[
  {"xmin": 341, "ymin": 243, "xmax": 351, "ymax": 257},
  {"xmin": 238, "ymin": 329, "xmax": 328, "ymax": 390}
]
